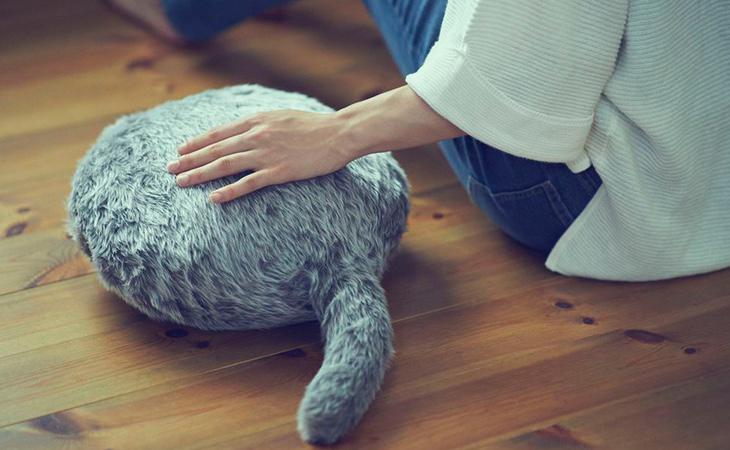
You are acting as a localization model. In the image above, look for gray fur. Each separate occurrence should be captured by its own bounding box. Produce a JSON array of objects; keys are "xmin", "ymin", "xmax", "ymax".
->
[{"xmin": 65, "ymin": 84, "xmax": 410, "ymax": 445}]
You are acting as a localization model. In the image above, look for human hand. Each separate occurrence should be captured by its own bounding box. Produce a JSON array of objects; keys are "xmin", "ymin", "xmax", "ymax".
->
[
  {"xmin": 167, "ymin": 109, "xmax": 355, "ymax": 203},
  {"xmin": 167, "ymin": 85, "xmax": 464, "ymax": 204}
]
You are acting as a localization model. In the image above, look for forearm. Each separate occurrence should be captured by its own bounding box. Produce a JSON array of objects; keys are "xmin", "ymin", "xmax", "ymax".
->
[{"xmin": 333, "ymin": 85, "xmax": 465, "ymax": 159}]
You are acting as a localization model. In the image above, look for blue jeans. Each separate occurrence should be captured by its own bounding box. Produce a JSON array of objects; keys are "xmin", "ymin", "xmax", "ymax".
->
[{"xmin": 162, "ymin": 0, "xmax": 603, "ymax": 253}]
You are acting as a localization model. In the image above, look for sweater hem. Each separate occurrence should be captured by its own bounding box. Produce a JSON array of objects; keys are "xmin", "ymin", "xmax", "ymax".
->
[{"xmin": 545, "ymin": 184, "xmax": 607, "ymax": 278}]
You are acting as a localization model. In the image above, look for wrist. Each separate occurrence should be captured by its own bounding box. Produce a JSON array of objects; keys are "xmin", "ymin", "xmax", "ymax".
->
[
  {"xmin": 330, "ymin": 85, "xmax": 465, "ymax": 161},
  {"xmin": 332, "ymin": 106, "xmax": 372, "ymax": 160}
]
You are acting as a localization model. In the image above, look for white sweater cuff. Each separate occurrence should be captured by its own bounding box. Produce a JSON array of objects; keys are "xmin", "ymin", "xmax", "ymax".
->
[{"xmin": 405, "ymin": 40, "xmax": 594, "ymax": 173}]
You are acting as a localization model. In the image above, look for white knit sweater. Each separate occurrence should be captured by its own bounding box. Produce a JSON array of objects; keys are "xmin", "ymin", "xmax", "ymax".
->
[{"xmin": 405, "ymin": 0, "xmax": 730, "ymax": 281}]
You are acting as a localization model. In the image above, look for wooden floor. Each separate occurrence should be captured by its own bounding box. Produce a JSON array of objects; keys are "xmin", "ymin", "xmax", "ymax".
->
[{"xmin": 1, "ymin": 1, "xmax": 729, "ymax": 448}]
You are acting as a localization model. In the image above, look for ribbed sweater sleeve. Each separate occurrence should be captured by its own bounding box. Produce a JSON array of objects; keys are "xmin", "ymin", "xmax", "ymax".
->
[{"xmin": 405, "ymin": 0, "xmax": 629, "ymax": 172}]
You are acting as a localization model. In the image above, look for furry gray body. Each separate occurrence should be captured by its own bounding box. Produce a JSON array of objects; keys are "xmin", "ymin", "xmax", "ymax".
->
[{"xmin": 66, "ymin": 84, "xmax": 410, "ymax": 444}]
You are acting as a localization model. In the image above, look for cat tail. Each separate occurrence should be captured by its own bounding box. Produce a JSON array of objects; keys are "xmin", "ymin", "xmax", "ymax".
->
[{"xmin": 297, "ymin": 274, "xmax": 394, "ymax": 445}]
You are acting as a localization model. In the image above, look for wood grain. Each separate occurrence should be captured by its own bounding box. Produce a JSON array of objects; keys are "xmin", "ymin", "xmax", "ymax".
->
[
  {"xmin": 1, "ymin": 269, "xmax": 727, "ymax": 449},
  {"xmin": 478, "ymin": 367, "xmax": 730, "ymax": 450},
  {"xmin": 0, "ymin": 229, "xmax": 91, "ymax": 296}
]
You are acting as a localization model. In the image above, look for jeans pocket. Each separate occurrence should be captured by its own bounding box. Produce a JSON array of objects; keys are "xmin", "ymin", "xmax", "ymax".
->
[{"xmin": 466, "ymin": 175, "xmax": 574, "ymax": 252}]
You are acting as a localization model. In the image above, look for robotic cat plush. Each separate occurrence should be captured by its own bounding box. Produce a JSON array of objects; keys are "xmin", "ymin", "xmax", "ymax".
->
[{"xmin": 66, "ymin": 84, "xmax": 410, "ymax": 444}]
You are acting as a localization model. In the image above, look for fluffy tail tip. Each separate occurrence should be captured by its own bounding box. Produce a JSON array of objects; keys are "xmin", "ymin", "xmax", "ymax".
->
[{"xmin": 296, "ymin": 362, "xmax": 382, "ymax": 445}]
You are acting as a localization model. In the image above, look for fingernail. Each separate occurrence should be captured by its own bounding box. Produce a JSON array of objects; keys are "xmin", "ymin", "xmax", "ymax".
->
[
  {"xmin": 177, "ymin": 174, "xmax": 189, "ymax": 186},
  {"xmin": 167, "ymin": 160, "xmax": 179, "ymax": 172},
  {"xmin": 210, "ymin": 192, "xmax": 222, "ymax": 203}
]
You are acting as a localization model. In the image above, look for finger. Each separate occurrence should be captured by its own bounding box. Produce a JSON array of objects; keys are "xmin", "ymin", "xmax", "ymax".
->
[
  {"xmin": 209, "ymin": 169, "xmax": 279, "ymax": 203},
  {"xmin": 178, "ymin": 117, "xmax": 255, "ymax": 155},
  {"xmin": 176, "ymin": 152, "xmax": 256, "ymax": 187},
  {"xmin": 168, "ymin": 134, "xmax": 253, "ymax": 174}
]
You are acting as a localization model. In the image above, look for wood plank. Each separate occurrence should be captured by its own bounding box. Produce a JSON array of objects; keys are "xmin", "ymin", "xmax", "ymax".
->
[
  {"xmin": 0, "ymin": 117, "xmax": 111, "ymax": 238},
  {"xmin": 478, "ymin": 367, "xmax": 730, "ymax": 450},
  {"xmin": 195, "ymin": 299, "xmax": 730, "ymax": 450},
  {"xmin": 0, "ymin": 274, "xmax": 135, "ymax": 360},
  {"xmin": 0, "ymin": 269, "xmax": 727, "ymax": 448},
  {"xmin": 0, "ymin": 229, "xmax": 91, "ymax": 296},
  {"xmin": 0, "ymin": 0, "xmax": 404, "ymax": 140}
]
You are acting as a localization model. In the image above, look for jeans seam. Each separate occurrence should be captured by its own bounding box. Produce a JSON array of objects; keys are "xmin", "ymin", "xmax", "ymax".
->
[
  {"xmin": 492, "ymin": 179, "xmax": 574, "ymax": 227},
  {"xmin": 576, "ymin": 169, "xmax": 599, "ymax": 193},
  {"xmin": 542, "ymin": 180, "xmax": 575, "ymax": 227},
  {"xmin": 469, "ymin": 138, "xmax": 488, "ymax": 182},
  {"xmin": 470, "ymin": 177, "xmax": 574, "ymax": 228}
]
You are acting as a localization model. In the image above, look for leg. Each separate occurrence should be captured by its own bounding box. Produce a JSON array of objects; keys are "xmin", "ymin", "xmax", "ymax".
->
[
  {"xmin": 361, "ymin": 0, "xmax": 447, "ymax": 76},
  {"xmin": 162, "ymin": 0, "xmax": 293, "ymax": 42},
  {"xmin": 107, "ymin": 0, "xmax": 292, "ymax": 44},
  {"xmin": 362, "ymin": 0, "xmax": 603, "ymax": 252}
]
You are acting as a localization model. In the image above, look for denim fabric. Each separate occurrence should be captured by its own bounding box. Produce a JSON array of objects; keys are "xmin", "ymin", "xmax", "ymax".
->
[
  {"xmin": 161, "ymin": 0, "xmax": 603, "ymax": 253},
  {"xmin": 162, "ymin": 0, "xmax": 291, "ymax": 42}
]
